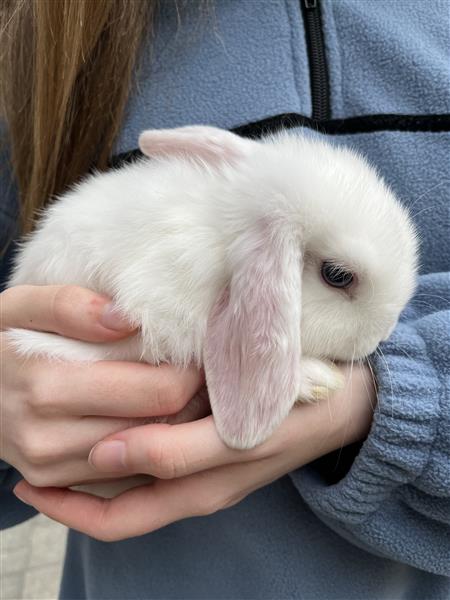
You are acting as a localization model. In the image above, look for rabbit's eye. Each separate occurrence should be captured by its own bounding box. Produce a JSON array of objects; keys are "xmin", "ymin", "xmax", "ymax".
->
[{"xmin": 321, "ymin": 261, "xmax": 354, "ymax": 289}]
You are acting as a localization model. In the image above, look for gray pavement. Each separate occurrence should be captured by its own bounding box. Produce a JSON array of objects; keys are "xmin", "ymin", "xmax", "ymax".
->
[{"xmin": 1, "ymin": 515, "xmax": 67, "ymax": 600}]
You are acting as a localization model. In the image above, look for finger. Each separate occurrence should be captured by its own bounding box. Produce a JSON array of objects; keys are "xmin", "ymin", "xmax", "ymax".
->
[
  {"xmin": 35, "ymin": 362, "xmax": 204, "ymax": 417},
  {"xmin": 20, "ymin": 414, "xmax": 151, "ymax": 465},
  {"xmin": 13, "ymin": 479, "xmax": 192, "ymax": 541},
  {"xmin": 13, "ymin": 458, "xmax": 265, "ymax": 541},
  {"xmin": 19, "ymin": 457, "xmax": 142, "ymax": 489},
  {"xmin": 88, "ymin": 415, "xmax": 268, "ymax": 478},
  {"xmin": 1, "ymin": 285, "xmax": 134, "ymax": 341},
  {"xmin": 88, "ymin": 390, "xmax": 352, "ymax": 478}
]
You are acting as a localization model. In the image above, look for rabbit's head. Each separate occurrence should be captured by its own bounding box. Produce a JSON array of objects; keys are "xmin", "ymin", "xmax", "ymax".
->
[{"xmin": 139, "ymin": 126, "xmax": 418, "ymax": 448}]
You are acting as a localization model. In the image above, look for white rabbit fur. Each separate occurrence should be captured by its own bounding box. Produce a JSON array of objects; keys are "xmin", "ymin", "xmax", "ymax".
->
[{"xmin": 8, "ymin": 126, "xmax": 418, "ymax": 451}]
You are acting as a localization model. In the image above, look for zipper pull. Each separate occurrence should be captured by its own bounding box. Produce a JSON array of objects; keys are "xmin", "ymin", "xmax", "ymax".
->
[{"xmin": 304, "ymin": 0, "xmax": 318, "ymax": 9}]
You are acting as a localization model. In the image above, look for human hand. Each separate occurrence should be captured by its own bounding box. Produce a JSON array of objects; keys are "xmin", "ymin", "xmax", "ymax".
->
[
  {"xmin": 13, "ymin": 363, "xmax": 376, "ymax": 541},
  {"xmin": 1, "ymin": 284, "xmax": 204, "ymax": 488}
]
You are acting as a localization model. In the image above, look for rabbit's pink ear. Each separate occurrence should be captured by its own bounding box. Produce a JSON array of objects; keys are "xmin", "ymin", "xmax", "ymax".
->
[
  {"xmin": 138, "ymin": 125, "xmax": 253, "ymax": 166},
  {"xmin": 204, "ymin": 221, "xmax": 302, "ymax": 450}
]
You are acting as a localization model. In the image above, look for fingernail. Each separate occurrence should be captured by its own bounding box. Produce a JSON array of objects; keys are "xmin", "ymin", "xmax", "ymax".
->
[
  {"xmin": 89, "ymin": 440, "xmax": 127, "ymax": 472},
  {"xmin": 100, "ymin": 303, "xmax": 132, "ymax": 331},
  {"xmin": 13, "ymin": 485, "xmax": 33, "ymax": 506}
]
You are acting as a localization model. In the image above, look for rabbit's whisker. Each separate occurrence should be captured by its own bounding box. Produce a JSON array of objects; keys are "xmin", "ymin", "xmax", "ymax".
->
[{"xmin": 407, "ymin": 179, "xmax": 449, "ymax": 214}]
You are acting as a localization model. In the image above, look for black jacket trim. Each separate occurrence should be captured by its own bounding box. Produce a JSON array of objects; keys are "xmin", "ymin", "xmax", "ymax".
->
[
  {"xmin": 110, "ymin": 113, "xmax": 450, "ymax": 168},
  {"xmin": 233, "ymin": 113, "xmax": 450, "ymax": 137}
]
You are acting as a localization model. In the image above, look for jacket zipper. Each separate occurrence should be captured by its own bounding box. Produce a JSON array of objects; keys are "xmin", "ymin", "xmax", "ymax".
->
[{"xmin": 301, "ymin": 0, "xmax": 330, "ymax": 121}]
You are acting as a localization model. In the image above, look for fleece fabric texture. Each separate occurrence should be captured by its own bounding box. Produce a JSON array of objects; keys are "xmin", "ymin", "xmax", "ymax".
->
[{"xmin": 1, "ymin": 0, "xmax": 449, "ymax": 598}]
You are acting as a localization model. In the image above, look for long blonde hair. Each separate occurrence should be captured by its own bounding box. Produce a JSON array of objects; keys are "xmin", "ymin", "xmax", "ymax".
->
[{"xmin": 0, "ymin": 0, "xmax": 155, "ymax": 237}]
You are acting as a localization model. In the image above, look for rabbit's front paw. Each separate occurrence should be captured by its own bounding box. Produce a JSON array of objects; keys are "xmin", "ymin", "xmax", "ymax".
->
[{"xmin": 296, "ymin": 358, "xmax": 345, "ymax": 403}]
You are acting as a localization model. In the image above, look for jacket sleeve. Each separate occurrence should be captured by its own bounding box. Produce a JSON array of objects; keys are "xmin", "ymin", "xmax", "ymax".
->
[
  {"xmin": 290, "ymin": 271, "xmax": 450, "ymax": 576},
  {"xmin": 0, "ymin": 462, "xmax": 38, "ymax": 529}
]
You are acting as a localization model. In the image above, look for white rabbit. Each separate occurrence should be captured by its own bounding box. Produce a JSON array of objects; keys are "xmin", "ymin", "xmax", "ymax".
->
[{"xmin": 7, "ymin": 126, "xmax": 418, "ymax": 451}]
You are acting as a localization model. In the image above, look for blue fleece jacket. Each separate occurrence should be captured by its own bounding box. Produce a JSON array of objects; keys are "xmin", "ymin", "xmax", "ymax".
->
[{"xmin": 1, "ymin": 1, "xmax": 449, "ymax": 598}]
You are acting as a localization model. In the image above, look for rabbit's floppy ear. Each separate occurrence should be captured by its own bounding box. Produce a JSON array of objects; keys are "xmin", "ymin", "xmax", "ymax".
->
[
  {"xmin": 138, "ymin": 125, "xmax": 254, "ymax": 166},
  {"xmin": 204, "ymin": 220, "xmax": 302, "ymax": 450}
]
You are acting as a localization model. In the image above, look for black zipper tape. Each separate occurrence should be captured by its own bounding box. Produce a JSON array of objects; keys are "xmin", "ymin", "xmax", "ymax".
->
[
  {"xmin": 301, "ymin": 0, "xmax": 330, "ymax": 121},
  {"xmin": 110, "ymin": 113, "xmax": 450, "ymax": 168}
]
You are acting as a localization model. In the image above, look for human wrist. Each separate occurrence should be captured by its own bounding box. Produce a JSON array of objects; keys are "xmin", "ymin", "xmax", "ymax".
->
[{"xmin": 331, "ymin": 362, "xmax": 376, "ymax": 448}]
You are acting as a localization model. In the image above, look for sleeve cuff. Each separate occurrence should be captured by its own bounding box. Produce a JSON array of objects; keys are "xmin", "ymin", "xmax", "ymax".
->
[
  {"xmin": 289, "ymin": 308, "xmax": 450, "ymax": 574},
  {"xmin": 290, "ymin": 320, "xmax": 442, "ymax": 523}
]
